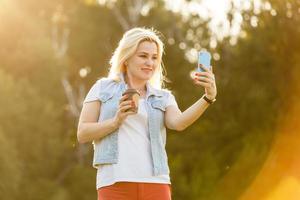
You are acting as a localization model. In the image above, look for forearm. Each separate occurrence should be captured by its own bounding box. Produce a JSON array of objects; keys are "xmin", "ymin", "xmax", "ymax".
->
[
  {"xmin": 175, "ymin": 96, "xmax": 210, "ymax": 131},
  {"xmin": 77, "ymin": 118, "xmax": 118, "ymax": 143}
]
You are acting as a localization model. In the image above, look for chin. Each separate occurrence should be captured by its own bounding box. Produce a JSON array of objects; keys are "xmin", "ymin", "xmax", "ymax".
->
[
  {"xmin": 137, "ymin": 72, "xmax": 152, "ymax": 80},
  {"xmin": 142, "ymin": 74, "xmax": 153, "ymax": 81}
]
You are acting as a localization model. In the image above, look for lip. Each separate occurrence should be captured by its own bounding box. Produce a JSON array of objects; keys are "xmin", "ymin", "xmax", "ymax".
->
[{"xmin": 141, "ymin": 68, "xmax": 153, "ymax": 72}]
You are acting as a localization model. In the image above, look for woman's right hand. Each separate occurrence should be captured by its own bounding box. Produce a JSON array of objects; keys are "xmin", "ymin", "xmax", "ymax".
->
[{"xmin": 113, "ymin": 94, "xmax": 136, "ymax": 127}]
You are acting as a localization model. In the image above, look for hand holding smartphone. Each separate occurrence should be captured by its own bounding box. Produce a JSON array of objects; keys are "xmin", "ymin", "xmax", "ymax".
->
[
  {"xmin": 190, "ymin": 50, "xmax": 217, "ymax": 100},
  {"xmin": 197, "ymin": 51, "xmax": 212, "ymax": 72}
]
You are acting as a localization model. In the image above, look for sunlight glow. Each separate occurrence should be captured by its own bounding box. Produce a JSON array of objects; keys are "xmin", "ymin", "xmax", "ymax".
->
[
  {"xmin": 265, "ymin": 177, "xmax": 300, "ymax": 200},
  {"xmin": 250, "ymin": 16, "xmax": 258, "ymax": 27},
  {"xmin": 163, "ymin": 0, "xmax": 270, "ymax": 44},
  {"xmin": 79, "ymin": 67, "xmax": 91, "ymax": 78},
  {"xmin": 270, "ymin": 9, "xmax": 277, "ymax": 16}
]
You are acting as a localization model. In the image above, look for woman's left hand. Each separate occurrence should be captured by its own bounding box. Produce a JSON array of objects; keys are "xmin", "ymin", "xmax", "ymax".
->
[{"xmin": 193, "ymin": 65, "xmax": 217, "ymax": 100}]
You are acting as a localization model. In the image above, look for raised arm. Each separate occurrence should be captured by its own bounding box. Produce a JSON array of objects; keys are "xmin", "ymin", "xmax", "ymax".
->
[
  {"xmin": 165, "ymin": 97, "xmax": 211, "ymax": 131},
  {"xmin": 165, "ymin": 65, "xmax": 217, "ymax": 131}
]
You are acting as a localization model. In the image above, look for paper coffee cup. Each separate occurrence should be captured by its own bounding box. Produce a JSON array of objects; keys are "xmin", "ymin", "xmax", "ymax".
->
[{"xmin": 122, "ymin": 89, "xmax": 140, "ymax": 113}]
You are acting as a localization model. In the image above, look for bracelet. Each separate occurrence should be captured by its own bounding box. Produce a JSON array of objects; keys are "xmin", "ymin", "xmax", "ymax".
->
[{"xmin": 202, "ymin": 95, "xmax": 216, "ymax": 104}]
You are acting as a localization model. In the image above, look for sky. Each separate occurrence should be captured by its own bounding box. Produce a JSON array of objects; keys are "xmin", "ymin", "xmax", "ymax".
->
[
  {"xmin": 96, "ymin": 0, "xmax": 267, "ymax": 40},
  {"xmin": 164, "ymin": 0, "xmax": 265, "ymax": 40},
  {"xmin": 163, "ymin": 0, "xmax": 270, "ymax": 63}
]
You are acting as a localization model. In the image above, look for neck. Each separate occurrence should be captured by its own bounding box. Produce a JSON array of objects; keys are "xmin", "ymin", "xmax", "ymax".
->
[{"xmin": 124, "ymin": 73, "xmax": 147, "ymax": 92}]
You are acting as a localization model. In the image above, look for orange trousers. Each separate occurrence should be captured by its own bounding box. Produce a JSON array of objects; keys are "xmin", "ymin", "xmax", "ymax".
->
[{"xmin": 97, "ymin": 182, "xmax": 172, "ymax": 200}]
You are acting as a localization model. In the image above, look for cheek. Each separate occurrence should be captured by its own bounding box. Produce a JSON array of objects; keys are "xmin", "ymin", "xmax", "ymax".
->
[
  {"xmin": 129, "ymin": 57, "xmax": 143, "ymax": 67},
  {"xmin": 127, "ymin": 63, "xmax": 140, "ymax": 74}
]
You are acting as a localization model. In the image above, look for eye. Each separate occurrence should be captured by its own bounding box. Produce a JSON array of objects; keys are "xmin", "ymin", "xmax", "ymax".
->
[
  {"xmin": 139, "ymin": 55, "xmax": 147, "ymax": 58},
  {"xmin": 152, "ymin": 57, "xmax": 158, "ymax": 60}
]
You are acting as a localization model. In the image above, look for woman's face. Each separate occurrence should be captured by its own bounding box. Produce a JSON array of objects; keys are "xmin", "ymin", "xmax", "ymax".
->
[{"xmin": 125, "ymin": 40, "xmax": 159, "ymax": 82}]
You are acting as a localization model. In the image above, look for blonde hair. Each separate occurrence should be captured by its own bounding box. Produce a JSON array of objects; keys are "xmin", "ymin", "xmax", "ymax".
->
[{"xmin": 108, "ymin": 27, "xmax": 166, "ymax": 89}]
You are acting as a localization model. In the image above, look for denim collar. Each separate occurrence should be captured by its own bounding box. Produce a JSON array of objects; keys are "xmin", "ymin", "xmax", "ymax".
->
[{"xmin": 118, "ymin": 73, "xmax": 163, "ymax": 98}]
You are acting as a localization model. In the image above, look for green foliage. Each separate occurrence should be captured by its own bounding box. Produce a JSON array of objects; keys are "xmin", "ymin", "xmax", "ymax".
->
[
  {"xmin": 64, "ymin": 164, "xmax": 97, "ymax": 200},
  {"xmin": 0, "ymin": 129, "xmax": 21, "ymax": 200},
  {"xmin": 0, "ymin": 66, "xmax": 69, "ymax": 199}
]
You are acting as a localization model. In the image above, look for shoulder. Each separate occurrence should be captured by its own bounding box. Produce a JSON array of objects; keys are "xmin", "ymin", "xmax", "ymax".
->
[
  {"xmin": 95, "ymin": 77, "xmax": 119, "ymax": 89},
  {"xmin": 96, "ymin": 77, "xmax": 114, "ymax": 85},
  {"xmin": 158, "ymin": 88, "xmax": 175, "ymax": 97}
]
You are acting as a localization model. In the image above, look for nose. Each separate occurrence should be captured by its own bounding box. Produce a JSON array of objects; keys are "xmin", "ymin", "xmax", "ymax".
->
[{"xmin": 145, "ymin": 58, "xmax": 154, "ymax": 67}]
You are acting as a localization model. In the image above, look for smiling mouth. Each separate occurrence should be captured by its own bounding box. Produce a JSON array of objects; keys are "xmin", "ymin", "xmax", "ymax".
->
[{"xmin": 141, "ymin": 68, "xmax": 153, "ymax": 72}]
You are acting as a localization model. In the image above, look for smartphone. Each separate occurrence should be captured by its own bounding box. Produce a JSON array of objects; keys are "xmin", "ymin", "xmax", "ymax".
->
[{"xmin": 197, "ymin": 51, "xmax": 211, "ymax": 72}]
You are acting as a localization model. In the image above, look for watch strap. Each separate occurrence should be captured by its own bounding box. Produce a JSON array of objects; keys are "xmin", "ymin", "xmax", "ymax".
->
[{"xmin": 203, "ymin": 95, "xmax": 216, "ymax": 104}]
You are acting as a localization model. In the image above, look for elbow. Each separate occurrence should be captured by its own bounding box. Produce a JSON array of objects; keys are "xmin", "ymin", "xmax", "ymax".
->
[
  {"xmin": 77, "ymin": 126, "xmax": 88, "ymax": 144},
  {"xmin": 175, "ymin": 124, "xmax": 187, "ymax": 132},
  {"xmin": 170, "ymin": 122, "xmax": 186, "ymax": 132}
]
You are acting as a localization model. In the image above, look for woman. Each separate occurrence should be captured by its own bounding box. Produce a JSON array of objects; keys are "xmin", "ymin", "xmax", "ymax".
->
[{"xmin": 77, "ymin": 27, "xmax": 217, "ymax": 200}]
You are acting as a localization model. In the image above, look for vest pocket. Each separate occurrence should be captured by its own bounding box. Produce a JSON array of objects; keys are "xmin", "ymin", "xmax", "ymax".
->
[{"xmin": 99, "ymin": 92, "xmax": 118, "ymax": 120}]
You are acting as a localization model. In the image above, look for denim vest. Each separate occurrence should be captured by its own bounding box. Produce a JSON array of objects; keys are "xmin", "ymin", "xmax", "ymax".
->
[{"xmin": 93, "ymin": 74, "xmax": 171, "ymax": 176}]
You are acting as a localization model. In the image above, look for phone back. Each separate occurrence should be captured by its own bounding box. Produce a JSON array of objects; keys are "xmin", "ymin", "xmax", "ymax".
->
[{"xmin": 198, "ymin": 51, "xmax": 211, "ymax": 72}]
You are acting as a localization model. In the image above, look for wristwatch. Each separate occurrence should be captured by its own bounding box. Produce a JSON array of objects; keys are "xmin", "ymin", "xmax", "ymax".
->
[{"xmin": 203, "ymin": 95, "xmax": 216, "ymax": 104}]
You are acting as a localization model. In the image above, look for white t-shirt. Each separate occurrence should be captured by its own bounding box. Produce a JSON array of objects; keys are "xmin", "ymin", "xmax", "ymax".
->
[{"xmin": 83, "ymin": 82, "xmax": 178, "ymax": 189}]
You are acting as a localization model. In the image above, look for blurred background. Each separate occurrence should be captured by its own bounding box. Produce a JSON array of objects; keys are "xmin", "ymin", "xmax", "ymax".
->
[{"xmin": 0, "ymin": 0, "xmax": 299, "ymax": 199}]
